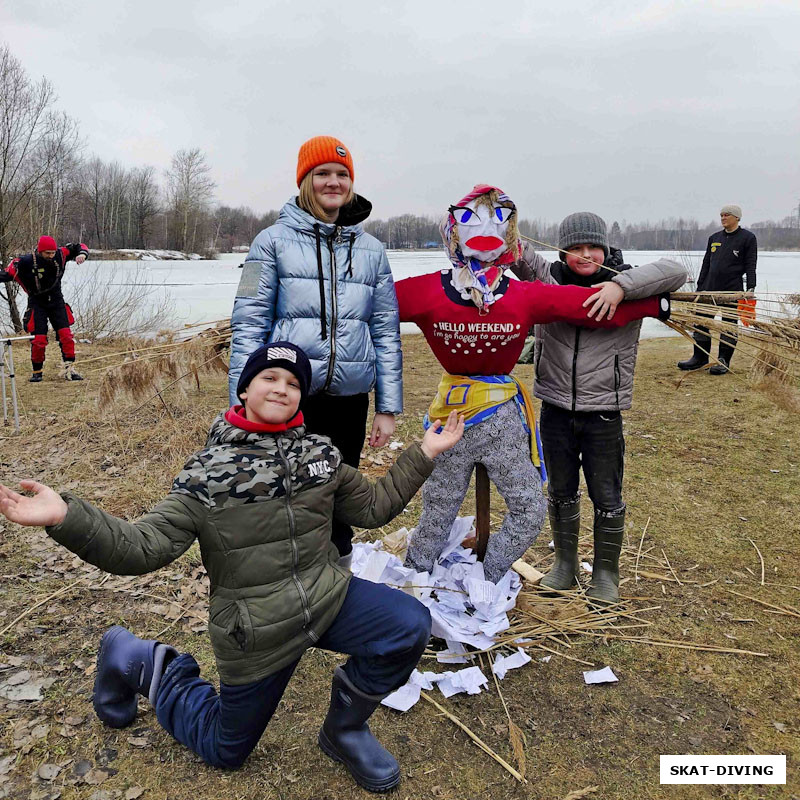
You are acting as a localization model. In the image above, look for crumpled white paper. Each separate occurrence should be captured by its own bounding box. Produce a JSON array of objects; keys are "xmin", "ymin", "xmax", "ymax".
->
[
  {"xmin": 352, "ymin": 518, "xmax": 529, "ymax": 712},
  {"xmin": 491, "ymin": 648, "xmax": 532, "ymax": 679},
  {"xmin": 381, "ymin": 665, "xmax": 490, "ymax": 709}
]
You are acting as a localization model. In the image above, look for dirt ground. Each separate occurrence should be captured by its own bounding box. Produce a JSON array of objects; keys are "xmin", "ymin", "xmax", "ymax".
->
[{"xmin": 0, "ymin": 334, "xmax": 798, "ymax": 800}]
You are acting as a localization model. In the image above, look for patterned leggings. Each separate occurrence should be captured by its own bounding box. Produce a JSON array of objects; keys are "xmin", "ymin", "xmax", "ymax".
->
[{"xmin": 405, "ymin": 400, "xmax": 547, "ymax": 583}]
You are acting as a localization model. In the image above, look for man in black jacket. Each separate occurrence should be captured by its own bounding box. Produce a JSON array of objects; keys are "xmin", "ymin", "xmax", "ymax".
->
[
  {"xmin": 678, "ymin": 205, "xmax": 757, "ymax": 374},
  {"xmin": 0, "ymin": 235, "xmax": 88, "ymax": 382}
]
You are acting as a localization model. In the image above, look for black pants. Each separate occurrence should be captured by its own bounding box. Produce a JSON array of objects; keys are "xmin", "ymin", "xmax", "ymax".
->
[
  {"xmin": 302, "ymin": 392, "xmax": 370, "ymax": 556},
  {"xmin": 23, "ymin": 292, "xmax": 76, "ymax": 370},
  {"xmin": 693, "ymin": 302, "xmax": 738, "ymax": 356},
  {"xmin": 539, "ymin": 401, "xmax": 625, "ymax": 513},
  {"xmin": 154, "ymin": 577, "xmax": 431, "ymax": 769}
]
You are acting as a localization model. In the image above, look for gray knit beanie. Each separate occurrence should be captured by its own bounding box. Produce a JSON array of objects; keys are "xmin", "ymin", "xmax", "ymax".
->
[
  {"xmin": 558, "ymin": 212, "xmax": 609, "ymax": 258},
  {"xmin": 720, "ymin": 204, "xmax": 742, "ymax": 220}
]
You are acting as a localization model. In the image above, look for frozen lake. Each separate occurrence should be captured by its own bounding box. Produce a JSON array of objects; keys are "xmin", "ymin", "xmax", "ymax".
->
[{"xmin": 61, "ymin": 248, "xmax": 800, "ymax": 340}]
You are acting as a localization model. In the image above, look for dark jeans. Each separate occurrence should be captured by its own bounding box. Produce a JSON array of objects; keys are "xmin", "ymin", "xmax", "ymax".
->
[
  {"xmin": 540, "ymin": 401, "xmax": 625, "ymax": 512},
  {"xmin": 303, "ymin": 392, "xmax": 370, "ymax": 556},
  {"xmin": 693, "ymin": 303, "xmax": 738, "ymax": 356},
  {"xmin": 154, "ymin": 577, "xmax": 431, "ymax": 769}
]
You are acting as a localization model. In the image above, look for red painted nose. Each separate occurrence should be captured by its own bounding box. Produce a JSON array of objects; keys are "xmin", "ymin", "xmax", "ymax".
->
[{"xmin": 465, "ymin": 236, "xmax": 504, "ymax": 251}]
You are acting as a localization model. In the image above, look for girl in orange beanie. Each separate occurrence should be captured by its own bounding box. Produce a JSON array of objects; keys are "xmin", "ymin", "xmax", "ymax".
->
[{"xmin": 229, "ymin": 137, "xmax": 403, "ymax": 567}]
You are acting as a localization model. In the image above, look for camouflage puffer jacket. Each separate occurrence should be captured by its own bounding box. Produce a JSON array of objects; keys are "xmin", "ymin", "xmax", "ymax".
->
[{"xmin": 47, "ymin": 413, "xmax": 434, "ymax": 685}]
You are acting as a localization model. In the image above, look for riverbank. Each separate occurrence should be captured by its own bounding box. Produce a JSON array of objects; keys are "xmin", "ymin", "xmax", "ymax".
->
[
  {"xmin": 89, "ymin": 248, "xmax": 206, "ymax": 261},
  {"xmin": 0, "ymin": 335, "xmax": 798, "ymax": 799}
]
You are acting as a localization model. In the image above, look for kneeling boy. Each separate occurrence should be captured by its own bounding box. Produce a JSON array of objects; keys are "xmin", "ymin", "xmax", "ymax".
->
[{"xmin": 0, "ymin": 342, "xmax": 464, "ymax": 793}]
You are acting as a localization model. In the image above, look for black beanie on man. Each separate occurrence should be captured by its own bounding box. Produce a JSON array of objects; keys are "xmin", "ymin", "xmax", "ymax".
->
[
  {"xmin": 558, "ymin": 212, "xmax": 609, "ymax": 258},
  {"xmin": 236, "ymin": 342, "xmax": 312, "ymax": 405}
]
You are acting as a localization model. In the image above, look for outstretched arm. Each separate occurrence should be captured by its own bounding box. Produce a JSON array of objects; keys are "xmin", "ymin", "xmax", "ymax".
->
[
  {"xmin": 521, "ymin": 280, "xmax": 670, "ymax": 329},
  {"xmin": 584, "ymin": 257, "xmax": 688, "ymax": 320},
  {"xmin": 335, "ymin": 412, "xmax": 464, "ymax": 528},
  {"xmin": 0, "ymin": 481, "xmax": 203, "ymax": 576},
  {"xmin": 0, "ymin": 261, "xmax": 19, "ymax": 283},
  {"xmin": 63, "ymin": 243, "xmax": 89, "ymax": 264},
  {"xmin": 510, "ymin": 241, "xmax": 553, "ymax": 283}
]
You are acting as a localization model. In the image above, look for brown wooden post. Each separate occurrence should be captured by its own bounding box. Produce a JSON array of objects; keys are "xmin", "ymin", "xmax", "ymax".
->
[{"xmin": 475, "ymin": 462, "xmax": 490, "ymax": 561}]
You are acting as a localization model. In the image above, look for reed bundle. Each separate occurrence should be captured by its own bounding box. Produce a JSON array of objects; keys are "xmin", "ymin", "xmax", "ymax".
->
[{"xmin": 96, "ymin": 322, "xmax": 230, "ymax": 409}]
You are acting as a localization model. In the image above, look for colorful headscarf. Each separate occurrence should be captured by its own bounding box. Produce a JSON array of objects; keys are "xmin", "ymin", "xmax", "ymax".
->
[{"xmin": 441, "ymin": 184, "xmax": 522, "ymax": 312}]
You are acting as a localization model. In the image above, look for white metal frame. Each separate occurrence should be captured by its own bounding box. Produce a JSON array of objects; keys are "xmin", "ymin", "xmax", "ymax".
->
[{"xmin": 0, "ymin": 335, "xmax": 33, "ymax": 433}]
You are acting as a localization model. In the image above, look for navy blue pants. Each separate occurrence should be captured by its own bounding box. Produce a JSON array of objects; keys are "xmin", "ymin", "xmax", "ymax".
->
[
  {"xmin": 540, "ymin": 401, "xmax": 625, "ymax": 512},
  {"xmin": 153, "ymin": 577, "xmax": 431, "ymax": 769}
]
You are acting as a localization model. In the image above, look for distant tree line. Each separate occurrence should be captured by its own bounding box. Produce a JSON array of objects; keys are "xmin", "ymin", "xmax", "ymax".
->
[{"xmin": 362, "ymin": 211, "xmax": 800, "ymax": 252}]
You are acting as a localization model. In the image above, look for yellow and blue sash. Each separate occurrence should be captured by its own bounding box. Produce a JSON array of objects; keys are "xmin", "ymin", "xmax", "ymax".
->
[{"xmin": 424, "ymin": 374, "xmax": 547, "ymax": 481}]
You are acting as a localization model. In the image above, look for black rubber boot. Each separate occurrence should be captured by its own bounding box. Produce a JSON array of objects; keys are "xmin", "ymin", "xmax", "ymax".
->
[
  {"xmin": 586, "ymin": 507, "xmax": 625, "ymax": 605},
  {"xmin": 709, "ymin": 343, "xmax": 735, "ymax": 375},
  {"xmin": 318, "ymin": 666, "xmax": 401, "ymax": 793},
  {"xmin": 93, "ymin": 626, "xmax": 177, "ymax": 728},
  {"xmin": 677, "ymin": 344, "xmax": 709, "ymax": 371},
  {"xmin": 539, "ymin": 497, "xmax": 580, "ymax": 591},
  {"xmin": 29, "ymin": 371, "xmax": 43, "ymax": 383}
]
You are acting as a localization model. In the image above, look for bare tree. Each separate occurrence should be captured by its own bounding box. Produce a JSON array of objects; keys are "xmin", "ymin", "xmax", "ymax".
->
[
  {"xmin": 0, "ymin": 45, "xmax": 80, "ymax": 330},
  {"xmin": 129, "ymin": 166, "xmax": 160, "ymax": 248},
  {"xmin": 164, "ymin": 148, "xmax": 215, "ymax": 253}
]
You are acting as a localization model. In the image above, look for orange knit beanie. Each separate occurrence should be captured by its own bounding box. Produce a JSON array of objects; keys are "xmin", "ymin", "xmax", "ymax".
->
[{"xmin": 296, "ymin": 136, "xmax": 354, "ymax": 186}]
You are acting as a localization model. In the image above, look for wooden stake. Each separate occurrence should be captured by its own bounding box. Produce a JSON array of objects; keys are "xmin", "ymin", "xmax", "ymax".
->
[{"xmin": 475, "ymin": 462, "xmax": 490, "ymax": 561}]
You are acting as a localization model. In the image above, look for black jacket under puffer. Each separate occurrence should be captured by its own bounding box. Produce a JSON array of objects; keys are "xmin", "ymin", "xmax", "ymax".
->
[{"xmin": 47, "ymin": 412, "xmax": 434, "ymax": 685}]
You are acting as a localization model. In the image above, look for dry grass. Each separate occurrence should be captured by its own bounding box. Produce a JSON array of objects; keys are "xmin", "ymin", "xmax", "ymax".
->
[{"xmin": 0, "ymin": 335, "xmax": 799, "ymax": 799}]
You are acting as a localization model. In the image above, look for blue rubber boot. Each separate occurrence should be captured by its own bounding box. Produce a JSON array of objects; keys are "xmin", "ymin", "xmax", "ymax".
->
[
  {"xmin": 93, "ymin": 626, "xmax": 177, "ymax": 728},
  {"xmin": 318, "ymin": 667, "xmax": 401, "ymax": 793}
]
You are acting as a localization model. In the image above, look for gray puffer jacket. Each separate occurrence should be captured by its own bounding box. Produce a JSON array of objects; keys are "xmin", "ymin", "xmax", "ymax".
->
[
  {"xmin": 228, "ymin": 196, "xmax": 402, "ymax": 412},
  {"xmin": 513, "ymin": 243, "xmax": 686, "ymax": 411}
]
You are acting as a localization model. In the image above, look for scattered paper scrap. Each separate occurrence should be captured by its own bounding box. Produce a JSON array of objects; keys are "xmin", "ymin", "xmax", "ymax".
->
[
  {"xmin": 382, "ymin": 682, "xmax": 421, "ymax": 712},
  {"xmin": 437, "ymin": 666, "xmax": 488, "ymax": 698},
  {"xmin": 492, "ymin": 648, "xmax": 532, "ymax": 679},
  {"xmin": 583, "ymin": 666, "xmax": 618, "ymax": 685}
]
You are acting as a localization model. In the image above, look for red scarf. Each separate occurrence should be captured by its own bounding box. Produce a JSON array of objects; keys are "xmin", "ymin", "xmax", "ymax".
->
[{"xmin": 225, "ymin": 405, "xmax": 304, "ymax": 433}]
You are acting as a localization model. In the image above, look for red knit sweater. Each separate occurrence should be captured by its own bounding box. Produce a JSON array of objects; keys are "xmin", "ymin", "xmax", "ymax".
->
[{"xmin": 395, "ymin": 271, "xmax": 662, "ymax": 376}]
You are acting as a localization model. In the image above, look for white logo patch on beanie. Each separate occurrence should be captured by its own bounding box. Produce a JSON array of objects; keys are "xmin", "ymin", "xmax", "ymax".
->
[
  {"xmin": 336, "ymin": 145, "xmax": 347, "ymax": 157},
  {"xmin": 267, "ymin": 346, "xmax": 297, "ymax": 363}
]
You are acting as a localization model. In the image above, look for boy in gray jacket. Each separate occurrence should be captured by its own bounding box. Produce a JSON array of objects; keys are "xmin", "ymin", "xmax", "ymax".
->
[{"xmin": 512, "ymin": 213, "xmax": 686, "ymax": 603}]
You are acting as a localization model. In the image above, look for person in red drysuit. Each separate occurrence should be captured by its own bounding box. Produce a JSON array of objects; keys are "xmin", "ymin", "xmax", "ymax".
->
[{"xmin": 0, "ymin": 235, "xmax": 89, "ymax": 381}]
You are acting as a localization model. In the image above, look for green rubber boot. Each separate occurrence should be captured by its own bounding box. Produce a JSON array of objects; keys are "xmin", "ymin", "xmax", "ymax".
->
[
  {"xmin": 539, "ymin": 497, "xmax": 580, "ymax": 591},
  {"xmin": 586, "ymin": 507, "xmax": 625, "ymax": 605}
]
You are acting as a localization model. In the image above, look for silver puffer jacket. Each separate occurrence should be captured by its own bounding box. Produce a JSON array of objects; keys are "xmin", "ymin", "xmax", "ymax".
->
[
  {"xmin": 228, "ymin": 196, "xmax": 402, "ymax": 412},
  {"xmin": 513, "ymin": 242, "xmax": 686, "ymax": 412}
]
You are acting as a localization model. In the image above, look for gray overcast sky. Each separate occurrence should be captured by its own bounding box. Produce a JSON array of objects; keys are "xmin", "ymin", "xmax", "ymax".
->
[{"xmin": 3, "ymin": 0, "xmax": 799, "ymax": 226}]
